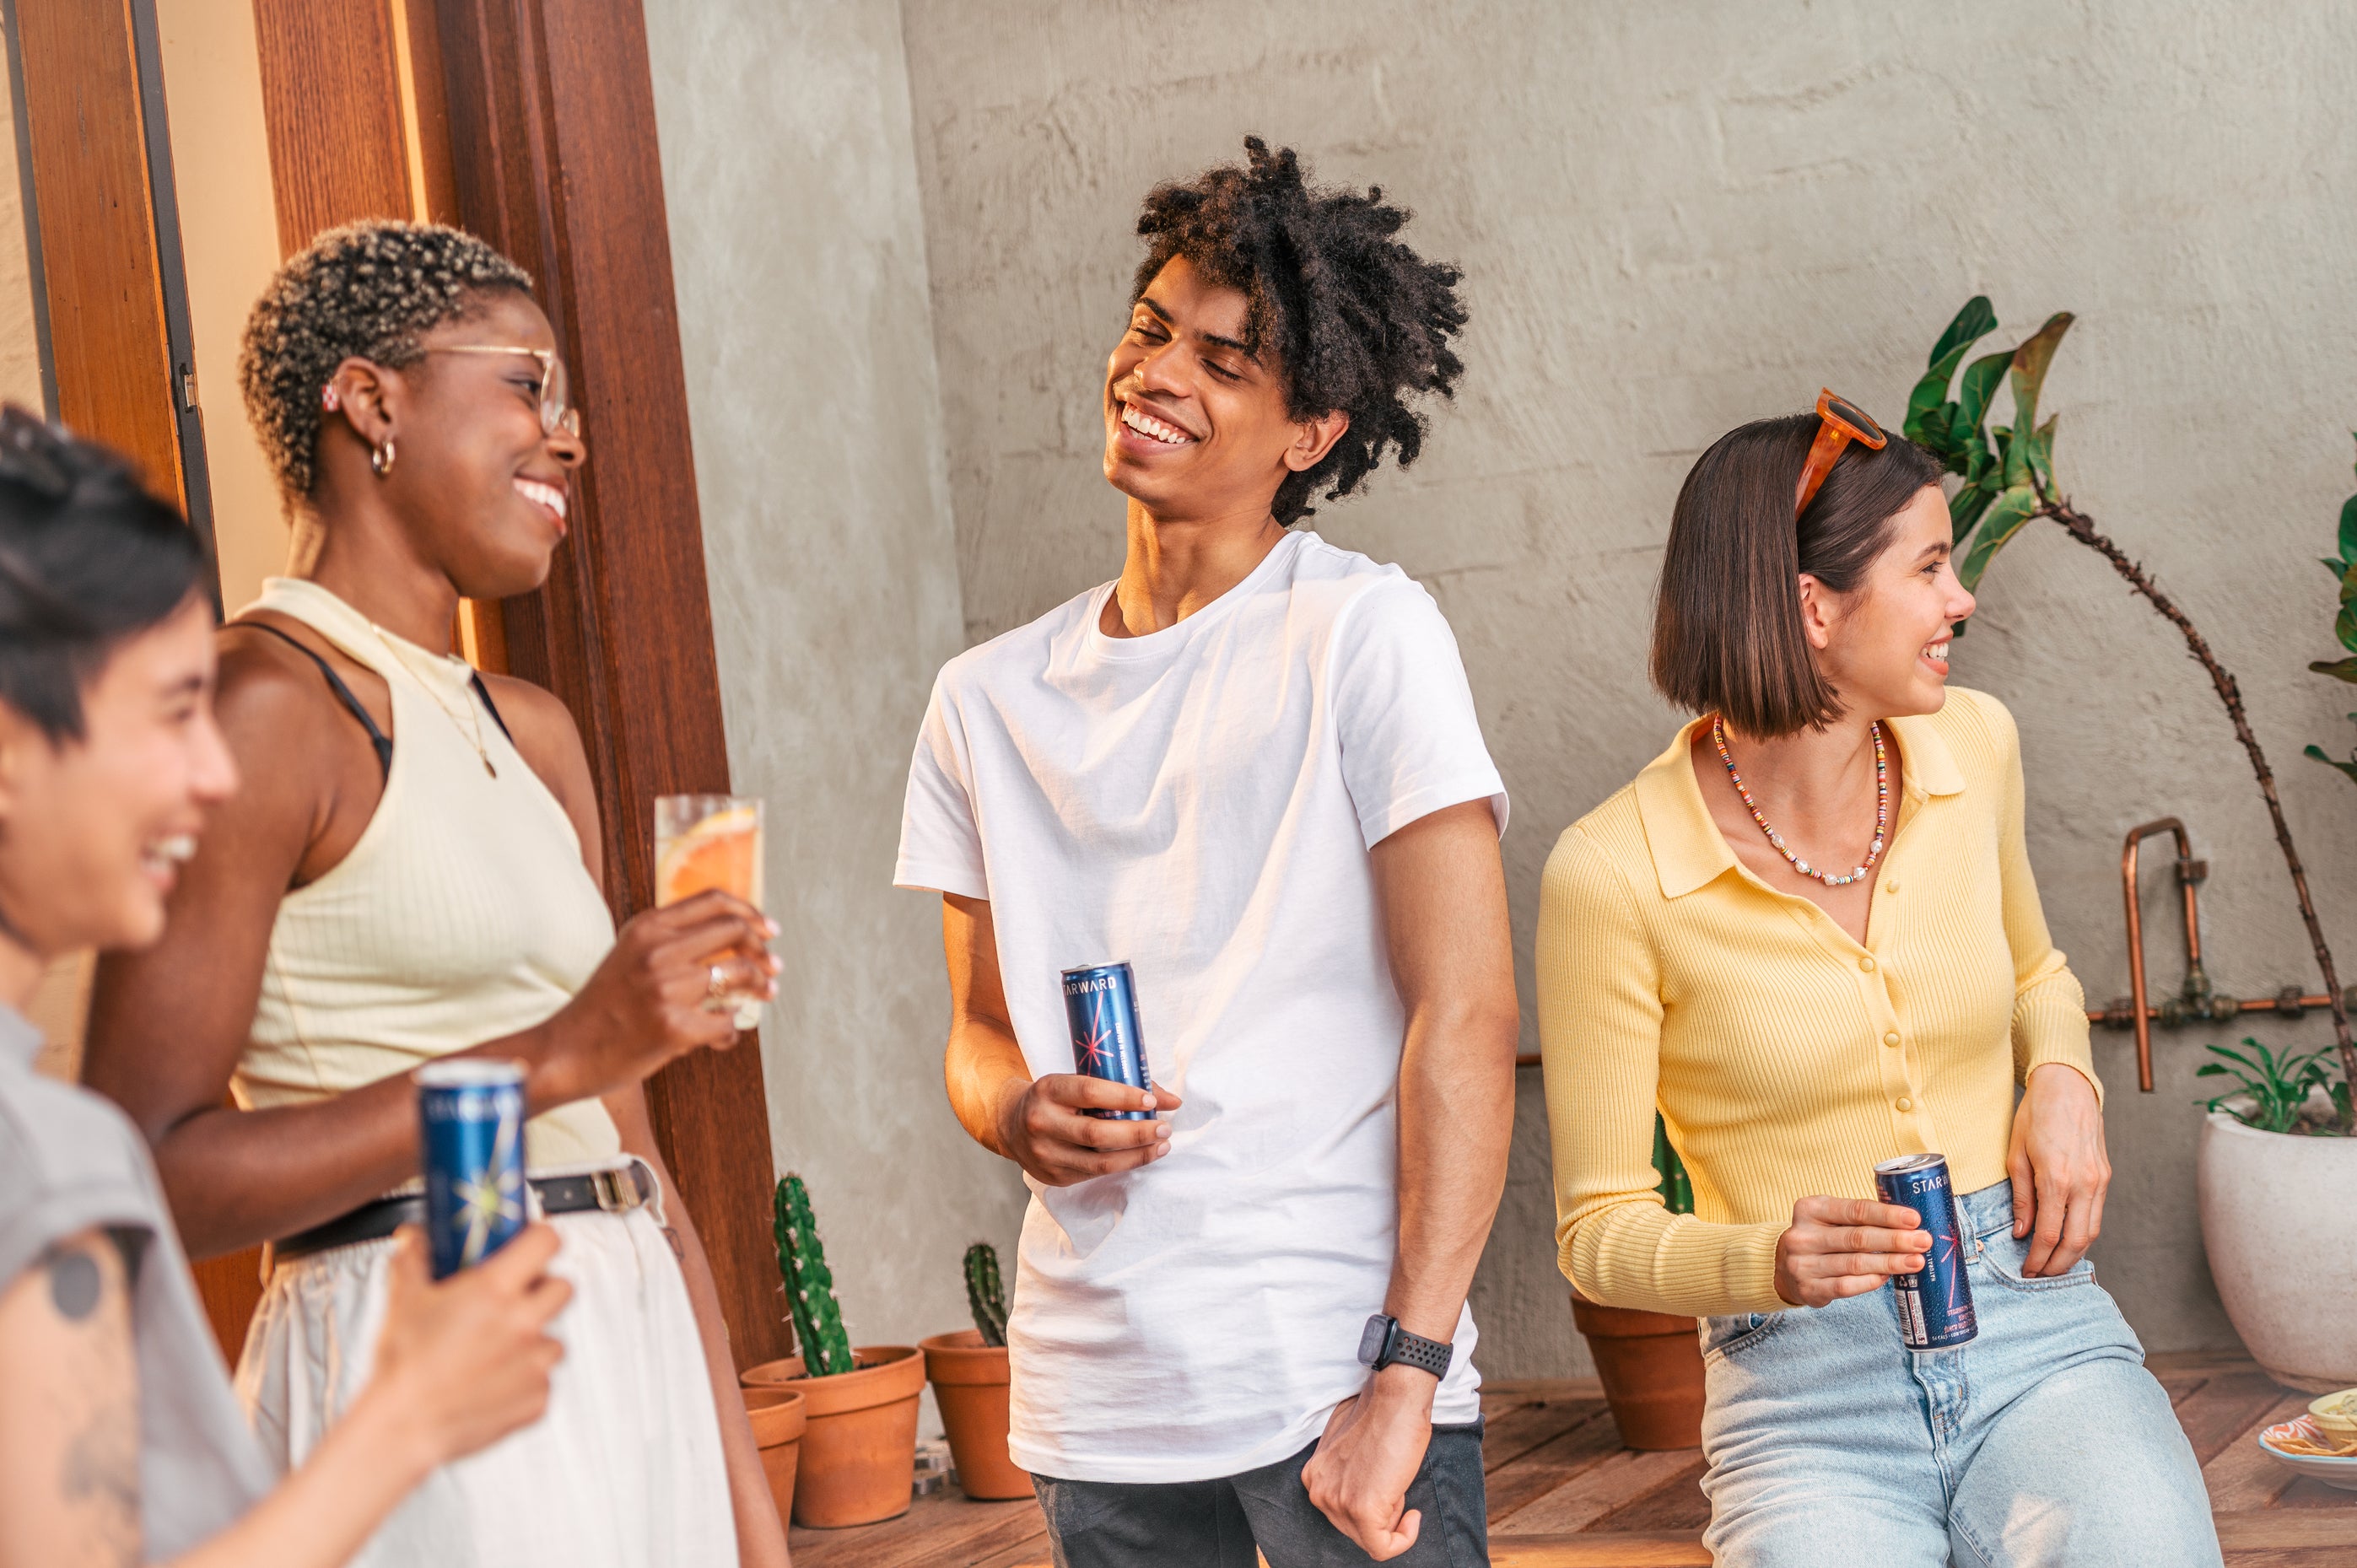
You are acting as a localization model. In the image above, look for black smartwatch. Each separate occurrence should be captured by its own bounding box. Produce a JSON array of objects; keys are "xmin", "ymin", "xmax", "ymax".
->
[{"xmin": 1356, "ymin": 1313, "xmax": 1453, "ymax": 1380}]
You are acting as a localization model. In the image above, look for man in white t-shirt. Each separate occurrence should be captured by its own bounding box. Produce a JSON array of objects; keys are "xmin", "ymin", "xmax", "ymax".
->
[{"xmin": 896, "ymin": 138, "xmax": 1517, "ymax": 1566}]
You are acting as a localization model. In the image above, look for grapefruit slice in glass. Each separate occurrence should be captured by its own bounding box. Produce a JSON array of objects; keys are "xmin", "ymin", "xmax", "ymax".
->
[{"xmin": 655, "ymin": 806, "xmax": 761, "ymax": 906}]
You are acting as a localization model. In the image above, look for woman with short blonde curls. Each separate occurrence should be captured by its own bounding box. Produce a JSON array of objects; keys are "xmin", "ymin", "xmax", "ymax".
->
[
  {"xmin": 82, "ymin": 221, "xmax": 786, "ymax": 1568},
  {"xmin": 1537, "ymin": 398, "xmax": 2219, "ymax": 1564}
]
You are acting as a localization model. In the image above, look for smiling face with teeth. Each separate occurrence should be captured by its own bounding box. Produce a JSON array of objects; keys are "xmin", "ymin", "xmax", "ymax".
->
[
  {"xmin": 0, "ymin": 594, "xmax": 237, "ymax": 963},
  {"xmin": 320, "ymin": 292, "xmax": 587, "ymax": 603},
  {"xmin": 1102, "ymin": 257, "xmax": 1349, "ymax": 528},
  {"xmin": 1801, "ymin": 484, "xmax": 1977, "ymax": 723}
]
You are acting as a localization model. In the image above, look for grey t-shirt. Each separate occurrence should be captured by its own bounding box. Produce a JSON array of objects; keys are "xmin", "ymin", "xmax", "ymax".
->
[{"xmin": 0, "ymin": 1005, "xmax": 272, "ymax": 1558}]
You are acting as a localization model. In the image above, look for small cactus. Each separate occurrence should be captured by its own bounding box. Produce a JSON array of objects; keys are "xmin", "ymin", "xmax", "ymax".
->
[
  {"xmin": 1653, "ymin": 1113, "xmax": 1693, "ymax": 1216},
  {"xmin": 774, "ymin": 1175, "xmax": 856, "ymax": 1377},
  {"xmin": 963, "ymin": 1242, "xmax": 1008, "ymax": 1348}
]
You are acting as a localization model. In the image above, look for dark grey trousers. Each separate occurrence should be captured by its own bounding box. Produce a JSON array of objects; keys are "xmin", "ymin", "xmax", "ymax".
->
[{"xmin": 1030, "ymin": 1419, "xmax": 1489, "ymax": 1567}]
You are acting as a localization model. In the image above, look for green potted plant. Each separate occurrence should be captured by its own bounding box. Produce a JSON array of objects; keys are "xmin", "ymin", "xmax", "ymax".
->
[
  {"xmin": 1905, "ymin": 304, "xmax": 2357, "ymax": 1387},
  {"xmin": 1902, "ymin": 299, "xmax": 2354, "ymax": 1106},
  {"xmin": 919, "ymin": 1242, "xmax": 1032, "ymax": 1500},
  {"xmin": 741, "ymin": 1175, "xmax": 925, "ymax": 1528},
  {"xmin": 2195, "ymin": 1038, "xmax": 2354, "ymax": 1388},
  {"xmin": 1569, "ymin": 1113, "xmax": 1705, "ymax": 1450}
]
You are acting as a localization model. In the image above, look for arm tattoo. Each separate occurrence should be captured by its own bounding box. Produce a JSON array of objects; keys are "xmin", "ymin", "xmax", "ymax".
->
[
  {"xmin": 11, "ymin": 1237, "xmax": 144, "ymax": 1565},
  {"xmin": 62, "ymin": 1396, "xmax": 141, "ymax": 1563}
]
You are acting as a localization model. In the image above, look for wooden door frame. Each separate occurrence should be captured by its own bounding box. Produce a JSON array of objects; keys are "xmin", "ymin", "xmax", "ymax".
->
[
  {"xmin": 6, "ymin": 0, "xmax": 788, "ymax": 1371},
  {"xmin": 425, "ymin": 0, "xmax": 790, "ymax": 1371}
]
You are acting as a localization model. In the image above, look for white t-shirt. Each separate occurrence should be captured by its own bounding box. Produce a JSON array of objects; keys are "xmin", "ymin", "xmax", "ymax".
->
[{"xmin": 895, "ymin": 530, "xmax": 1508, "ymax": 1483}]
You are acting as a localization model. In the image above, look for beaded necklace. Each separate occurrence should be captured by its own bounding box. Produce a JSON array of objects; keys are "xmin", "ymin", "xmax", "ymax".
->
[{"xmin": 1711, "ymin": 714, "xmax": 1888, "ymax": 888}]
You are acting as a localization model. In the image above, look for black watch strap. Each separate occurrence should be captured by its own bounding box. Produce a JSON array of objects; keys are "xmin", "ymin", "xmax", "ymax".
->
[{"xmin": 1359, "ymin": 1313, "xmax": 1453, "ymax": 1379}]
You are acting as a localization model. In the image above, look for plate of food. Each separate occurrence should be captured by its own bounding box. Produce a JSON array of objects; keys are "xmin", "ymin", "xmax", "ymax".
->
[{"xmin": 2258, "ymin": 1392, "xmax": 2357, "ymax": 1491}]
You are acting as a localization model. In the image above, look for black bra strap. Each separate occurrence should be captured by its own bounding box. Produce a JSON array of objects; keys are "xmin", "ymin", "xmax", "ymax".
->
[
  {"xmin": 468, "ymin": 672, "xmax": 516, "ymax": 748},
  {"xmin": 234, "ymin": 621, "xmax": 394, "ymax": 782}
]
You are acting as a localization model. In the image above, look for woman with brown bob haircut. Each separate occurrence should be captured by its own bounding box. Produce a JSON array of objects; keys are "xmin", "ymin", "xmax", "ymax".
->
[{"xmin": 1535, "ymin": 397, "xmax": 2220, "ymax": 1564}]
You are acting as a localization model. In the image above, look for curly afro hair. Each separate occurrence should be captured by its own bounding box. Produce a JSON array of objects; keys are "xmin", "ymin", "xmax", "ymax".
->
[
  {"xmin": 1132, "ymin": 137, "xmax": 1467, "ymax": 526},
  {"xmin": 239, "ymin": 219, "xmax": 533, "ymax": 498}
]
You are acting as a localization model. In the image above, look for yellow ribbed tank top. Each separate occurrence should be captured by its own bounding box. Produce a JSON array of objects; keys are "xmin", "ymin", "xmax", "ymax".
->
[{"xmin": 234, "ymin": 578, "xmax": 622, "ymax": 1169}]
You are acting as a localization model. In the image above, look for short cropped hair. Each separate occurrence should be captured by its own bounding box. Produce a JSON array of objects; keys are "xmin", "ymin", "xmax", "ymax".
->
[
  {"xmin": 1652, "ymin": 412, "xmax": 1944, "ymax": 737},
  {"xmin": 1133, "ymin": 137, "xmax": 1467, "ymax": 526},
  {"xmin": 239, "ymin": 219, "xmax": 532, "ymax": 499},
  {"xmin": 0, "ymin": 408, "xmax": 206, "ymax": 741}
]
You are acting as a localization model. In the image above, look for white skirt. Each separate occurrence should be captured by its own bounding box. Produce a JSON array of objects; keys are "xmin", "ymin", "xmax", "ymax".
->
[{"xmin": 235, "ymin": 1168, "xmax": 738, "ymax": 1568}]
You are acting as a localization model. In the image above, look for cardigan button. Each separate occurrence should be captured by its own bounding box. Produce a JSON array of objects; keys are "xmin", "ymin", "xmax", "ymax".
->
[
  {"xmin": 1896, "ymin": 1097, "xmax": 1913, "ymax": 1112},
  {"xmin": 1885, "ymin": 881, "xmax": 1899, "ymax": 894},
  {"xmin": 1859, "ymin": 956, "xmax": 1877, "ymax": 973},
  {"xmin": 1884, "ymin": 1032, "xmax": 1901, "ymax": 1048}
]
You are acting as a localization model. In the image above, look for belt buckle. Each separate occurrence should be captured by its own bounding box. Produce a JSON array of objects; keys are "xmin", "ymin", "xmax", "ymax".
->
[{"xmin": 591, "ymin": 1167, "xmax": 636, "ymax": 1214}]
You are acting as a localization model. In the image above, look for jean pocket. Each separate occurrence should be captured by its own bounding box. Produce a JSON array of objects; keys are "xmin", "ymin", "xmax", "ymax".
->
[
  {"xmin": 1971, "ymin": 1218, "xmax": 2098, "ymax": 1292},
  {"xmin": 1701, "ymin": 1311, "xmax": 1784, "ymax": 1359}
]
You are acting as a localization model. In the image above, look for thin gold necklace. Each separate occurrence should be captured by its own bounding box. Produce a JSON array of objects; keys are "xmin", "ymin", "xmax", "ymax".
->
[{"xmin": 368, "ymin": 623, "xmax": 497, "ymax": 778}]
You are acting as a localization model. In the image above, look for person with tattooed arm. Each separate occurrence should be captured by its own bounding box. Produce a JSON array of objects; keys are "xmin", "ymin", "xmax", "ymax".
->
[{"xmin": 0, "ymin": 409, "xmax": 572, "ymax": 1567}]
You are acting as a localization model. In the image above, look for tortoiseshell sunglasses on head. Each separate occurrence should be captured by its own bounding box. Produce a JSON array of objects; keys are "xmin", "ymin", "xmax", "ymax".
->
[{"xmin": 1794, "ymin": 387, "xmax": 1887, "ymax": 519}]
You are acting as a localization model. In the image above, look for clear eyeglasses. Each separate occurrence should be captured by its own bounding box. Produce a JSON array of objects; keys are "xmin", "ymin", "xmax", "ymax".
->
[{"xmin": 426, "ymin": 345, "xmax": 580, "ymax": 438}]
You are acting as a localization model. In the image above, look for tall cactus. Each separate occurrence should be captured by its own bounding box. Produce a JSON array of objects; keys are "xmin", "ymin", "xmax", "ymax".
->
[
  {"xmin": 774, "ymin": 1175, "xmax": 856, "ymax": 1377},
  {"xmin": 963, "ymin": 1242, "xmax": 1008, "ymax": 1348}
]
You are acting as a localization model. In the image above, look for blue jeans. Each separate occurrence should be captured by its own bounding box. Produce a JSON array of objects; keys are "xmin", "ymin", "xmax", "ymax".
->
[{"xmin": 1699, "ymin": 1180, "xmax": 2222, "ymax": 1567}]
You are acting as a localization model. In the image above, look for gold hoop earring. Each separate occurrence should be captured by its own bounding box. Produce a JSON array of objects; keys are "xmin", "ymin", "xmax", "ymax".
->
[{"xmin": 371, "ymin": 439, "xmax": 396, "ymax": 477}]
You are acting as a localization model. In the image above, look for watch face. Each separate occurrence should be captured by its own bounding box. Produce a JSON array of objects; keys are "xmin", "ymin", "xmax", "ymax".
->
[{"xmin": 1357, "ymin": 1314, "xmax": 1392, "ymax": 1366}]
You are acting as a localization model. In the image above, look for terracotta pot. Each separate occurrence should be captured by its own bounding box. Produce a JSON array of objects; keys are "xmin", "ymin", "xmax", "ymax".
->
[
  {"xmin": 2198, "ymin": 1112, "xmax": 2357, "ymax": 1391},
  {"xmin": 741, "ymin": 1354, "xmax": 807, "ymax": 1388},
  {"xmin": 920, "ymin": 1328, "xmax": 1031, "ymax": 1500},
  {"xmin": 1569, "ymin": 1291, "xmax": 1706, "ymax": 1450},
  {"xmin": 741, "ymin": 1387, "xmax": 805, "ymax": 1527},
  {"xmin": 783, "ymin": 1345, "xmax": 925, "ymax": 1528}
]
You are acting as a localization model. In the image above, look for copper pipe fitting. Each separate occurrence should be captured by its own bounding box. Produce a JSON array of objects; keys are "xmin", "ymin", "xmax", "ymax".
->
[{"xmin": 2121, "ymin": 817, "xmax": 2200, "ymax": 1093}]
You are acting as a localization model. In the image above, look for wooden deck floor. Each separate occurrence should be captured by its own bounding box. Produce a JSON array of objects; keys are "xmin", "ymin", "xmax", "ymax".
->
[{"xmin": 784, "ymin": 1352, "xmax": 2355, "ymax": 1566}]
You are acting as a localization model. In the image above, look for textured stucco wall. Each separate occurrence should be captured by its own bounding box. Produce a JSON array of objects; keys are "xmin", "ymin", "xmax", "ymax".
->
[
  {"xmin": 644, "ymin": 0, "xmax": 1027, "ymax": 1387},
  {"xmin": 898, "ymin": 0, "xmax": 2357, "ymax": 1374}
]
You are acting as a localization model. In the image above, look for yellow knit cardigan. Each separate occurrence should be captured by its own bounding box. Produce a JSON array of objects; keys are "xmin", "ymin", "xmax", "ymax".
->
[{"xmin": 1536, "ymin": 687, "xmax": 2099, "ymax": 1318}]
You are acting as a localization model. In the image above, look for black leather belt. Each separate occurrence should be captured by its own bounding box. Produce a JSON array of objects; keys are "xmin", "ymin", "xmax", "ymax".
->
[{"xmin": 274, "ymin": 1162, "xmax": 655, "ymax": 1264}]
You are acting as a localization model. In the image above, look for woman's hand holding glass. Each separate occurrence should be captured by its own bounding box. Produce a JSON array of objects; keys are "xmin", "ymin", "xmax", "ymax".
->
[
  {"xmin": 2007, "ymin": 1062, "xmax": 2109, "ymax": 1277},
  {"xmin": 521, "ymin": 891, "xmax": 779, "ymax": 1111},
  {"xmin": 1773, "ymin": 1194, "xmax": 1932, "ymax": 1308}
]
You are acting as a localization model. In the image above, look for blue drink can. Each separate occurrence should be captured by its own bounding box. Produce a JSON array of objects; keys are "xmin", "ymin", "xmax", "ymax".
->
[
  {"xmin": 1061, "ymin": 962, "xmax": 1154, "ymax": 1121},
  {"xmin": 418, "ymin": 1059, "xmax": 529, "ymax": 1280},
  {"xmin": 1874, "ymin": 1152, "xmax": 1977, "ymax": 1349}
]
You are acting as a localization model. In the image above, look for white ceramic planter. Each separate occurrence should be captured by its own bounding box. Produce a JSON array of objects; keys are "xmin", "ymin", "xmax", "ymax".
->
[{"xmin": 2196, "ymin": 1111, "xmax": 2357, "ymax": 1391}]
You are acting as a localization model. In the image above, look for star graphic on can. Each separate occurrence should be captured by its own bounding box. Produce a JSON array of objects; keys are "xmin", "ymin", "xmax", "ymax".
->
[
  {"xmin": 450, "ymin": 1111, "xmax": 525, "ymax": 1268},
  {"xmin": 1078, "ymin": 998, "xmax": 1119, "ymax": 1075},
  {"xmin": 1938, "ymin": 1231, "xmax": 1966, "ymax": 1310}
]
